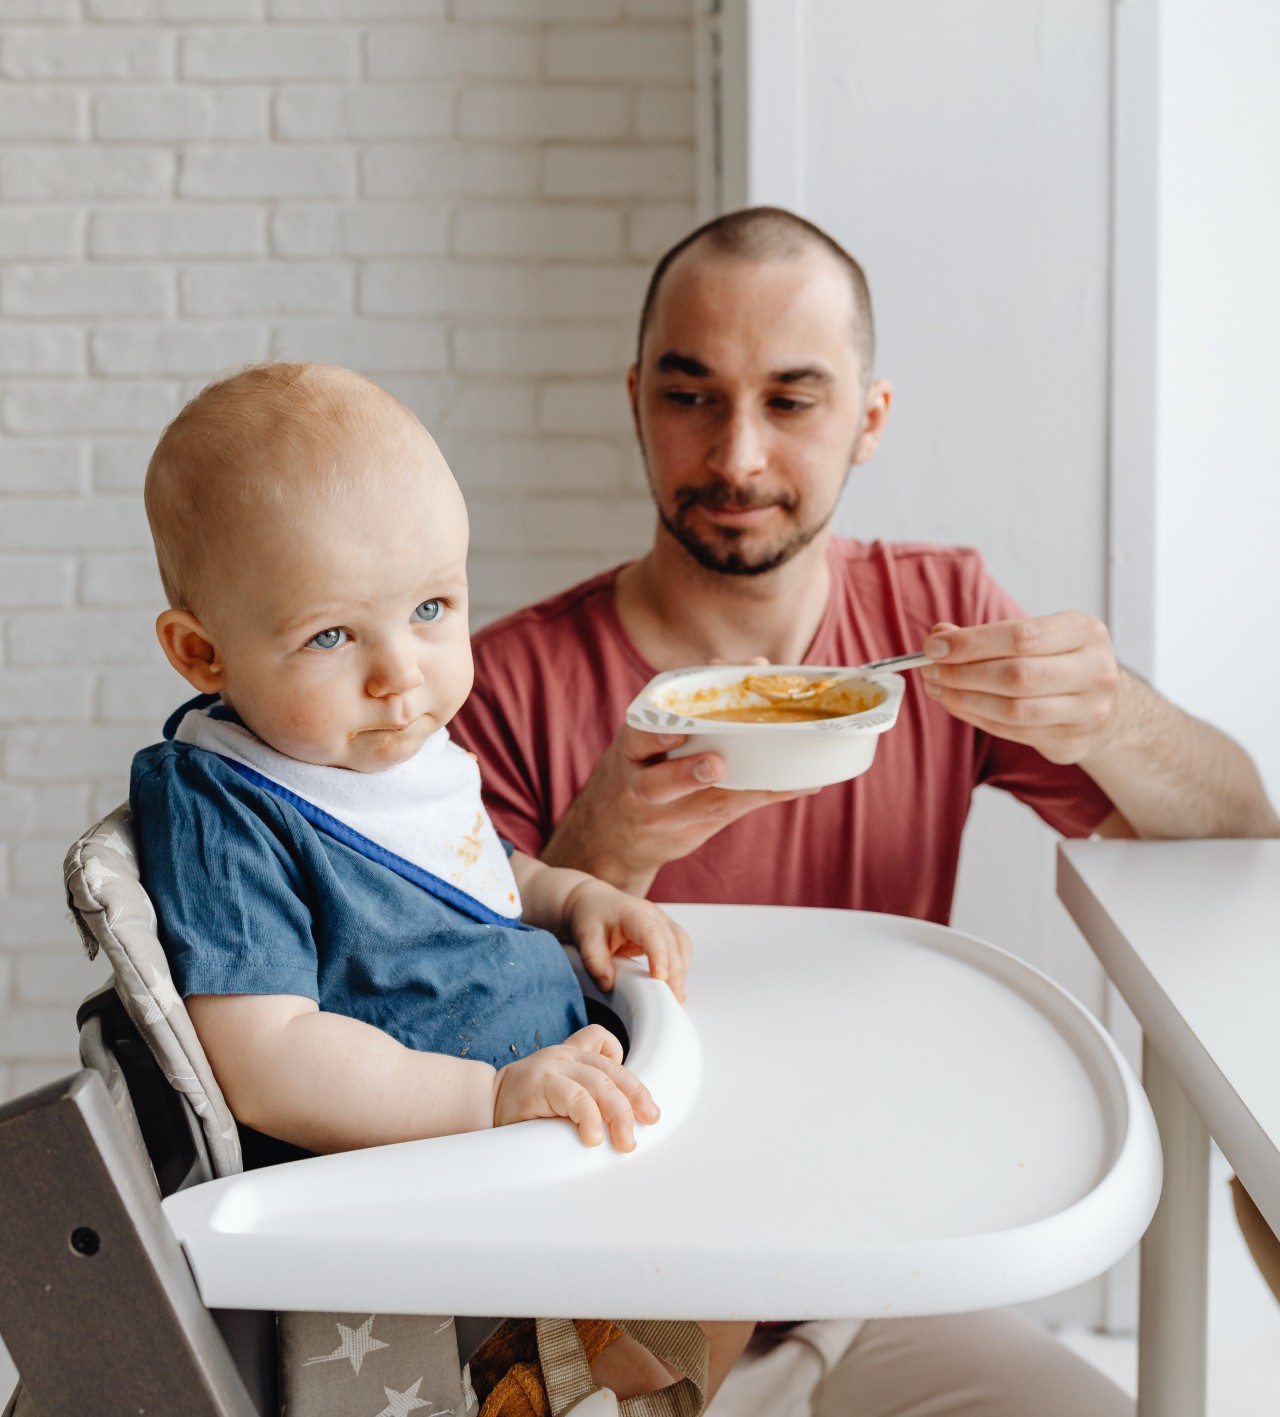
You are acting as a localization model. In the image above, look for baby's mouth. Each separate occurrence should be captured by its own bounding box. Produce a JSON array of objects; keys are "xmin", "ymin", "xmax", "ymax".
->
[{"xmin": 349, "ymin": 719, "xmax": 413, "ymax": 740}]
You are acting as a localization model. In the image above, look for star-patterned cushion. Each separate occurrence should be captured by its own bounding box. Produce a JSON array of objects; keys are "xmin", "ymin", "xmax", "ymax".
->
[
  {"xmin": 279, "ymin": 1312, "xmax": 478, "ymax": 1417},
  {"xmin": 63, "ymin": 803, "xmax": 242, "ymax": 1178}
]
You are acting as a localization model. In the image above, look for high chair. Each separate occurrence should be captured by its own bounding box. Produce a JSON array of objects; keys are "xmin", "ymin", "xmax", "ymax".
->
[
  {"xmin": 0, "ymin": 806, "xmax": 705, "ymax": 1417},
  {"xmin": 1, "ymin": 805, "xmax": 1165, "ymax": 1416}
]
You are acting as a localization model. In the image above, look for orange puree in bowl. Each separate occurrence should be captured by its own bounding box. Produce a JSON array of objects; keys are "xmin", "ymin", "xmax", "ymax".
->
[
  {"xmin": 669, "ymin": 678, "xmax": 884, "ymax": 723},
  {"xmin": 695, "ymin": 702, "xmax": 850, "ymax": 723}
]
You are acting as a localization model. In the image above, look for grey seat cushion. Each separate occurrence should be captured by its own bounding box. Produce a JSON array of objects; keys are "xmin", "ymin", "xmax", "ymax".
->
[{"xmin": 63, "ymin": 803, "xmax": 243, "ymax": 1178}]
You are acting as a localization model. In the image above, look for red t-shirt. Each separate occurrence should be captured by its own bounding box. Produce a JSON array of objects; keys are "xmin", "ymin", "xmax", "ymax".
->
[{"xmin": 453, "ymin": 538, "xmax": 1114, "ymax": 925}]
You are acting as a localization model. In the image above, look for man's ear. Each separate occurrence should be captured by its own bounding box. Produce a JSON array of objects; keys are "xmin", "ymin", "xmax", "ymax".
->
[
  {"xmin": 626, "ymin": 363, "xmax": 641, "ymax": 437},
  {"xmin": 851, "ymin": 378, "xmax": 893, "ymax": 466},
  {"xmin": 156, "ymin": 609, "xmax": 224, "ymax": 694}
]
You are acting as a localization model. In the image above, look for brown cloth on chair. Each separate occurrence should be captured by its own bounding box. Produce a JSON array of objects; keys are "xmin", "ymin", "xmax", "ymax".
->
[
  {"xmin": 475, "ymin": 1319, "xmax": 624, "ymax": 1417},
  {"xmin": 1231, "ymin": 1175, "xmax": 1280, "ymax": 1304}
]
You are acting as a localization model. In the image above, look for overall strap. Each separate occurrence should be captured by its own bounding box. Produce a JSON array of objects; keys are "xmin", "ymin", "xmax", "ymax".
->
[{"xmin": 535, "ymin": 1317, "xmax": 708, "ymax": 1417}]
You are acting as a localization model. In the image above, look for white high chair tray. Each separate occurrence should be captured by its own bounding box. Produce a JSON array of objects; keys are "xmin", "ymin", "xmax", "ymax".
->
[{"xmin": 163, "ymin": 904, "xmax": 1161, "ymax": 1319}]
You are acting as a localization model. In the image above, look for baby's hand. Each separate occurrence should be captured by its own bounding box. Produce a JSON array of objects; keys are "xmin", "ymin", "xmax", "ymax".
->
[
  {"xmin": 491, "ymin": 1024, "xmax": 659, "ymax": 1150},
  {"xmin": 562, "ymin": 879, "xmax": 691, "ymax": 1001}
]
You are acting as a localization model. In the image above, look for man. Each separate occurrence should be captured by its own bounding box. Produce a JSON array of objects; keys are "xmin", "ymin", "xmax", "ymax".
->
[{"xmin": 452, "ymin": 209, "xmax": 1278, "ymax": 1415}]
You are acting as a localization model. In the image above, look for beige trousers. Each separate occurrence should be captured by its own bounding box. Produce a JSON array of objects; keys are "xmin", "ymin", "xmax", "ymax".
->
[{"xmin": 709, "ymin": 1311, "xmax": 1131, "ymax": 1417}]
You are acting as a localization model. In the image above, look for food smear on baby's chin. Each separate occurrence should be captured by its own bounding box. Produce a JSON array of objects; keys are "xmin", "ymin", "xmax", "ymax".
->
[
  {"xmin": 666, "ymin": 676, "xmax": 885, "ymax": 724},
  {"xmin": 348, "ymin": 722, "xmax": 405, "ymax": 739},
  {"xmin": 349, "ymin": 720, "xmax": 417, "ymax": 757}
]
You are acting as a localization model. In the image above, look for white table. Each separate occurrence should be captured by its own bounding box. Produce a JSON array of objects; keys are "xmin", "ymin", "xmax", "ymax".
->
[
  {"xmin": 1058, "ymin": 839, "xmax": 1280, "ymax": 1417},
  {"xmin": 164, "ymin": 904, "xmax": 1160, "ymax": 1322}
]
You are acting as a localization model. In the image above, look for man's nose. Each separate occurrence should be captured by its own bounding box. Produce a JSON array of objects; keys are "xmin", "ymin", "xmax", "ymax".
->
[
  {"xmin": 708, "ymin": 406, "xmax": 768, "ymax": 481},
  {"xmin": 365, "ymin": 639, "xmax": 424, "ymax": 698}
]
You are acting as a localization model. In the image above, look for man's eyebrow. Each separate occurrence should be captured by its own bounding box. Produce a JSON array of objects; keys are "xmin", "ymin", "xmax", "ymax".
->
[
  {"xmin": 655, "ymin": 351, "xmax": 712, "ymax": 377},
  {"xmin": 653, "ymin": 351, "xmax": 836, "ymax": 386},
  {"xmin": 773, "ymin": 364, "xmax": 835, "ymax": 385}
]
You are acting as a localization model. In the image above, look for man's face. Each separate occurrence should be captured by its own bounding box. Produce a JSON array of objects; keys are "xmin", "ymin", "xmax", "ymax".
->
[{"xmin": 630, "ymin": 247, "xmax": 887, "ymax": 576}]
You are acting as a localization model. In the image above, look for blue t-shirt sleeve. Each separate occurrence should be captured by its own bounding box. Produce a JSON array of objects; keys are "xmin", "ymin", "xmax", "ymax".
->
[{"xmin": 130, "ymin": 743, "xmax": 320, "ymax": 1001}]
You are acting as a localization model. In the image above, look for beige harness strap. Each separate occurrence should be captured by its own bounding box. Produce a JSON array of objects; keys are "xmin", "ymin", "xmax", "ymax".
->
[{"xmin": 535, "ymin": 1317, "xmax": 709, "ymax": 1417}]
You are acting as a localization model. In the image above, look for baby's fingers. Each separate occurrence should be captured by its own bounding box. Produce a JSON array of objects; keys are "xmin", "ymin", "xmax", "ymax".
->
[
  {"xmin": 546, "ymin": 1072, "xmax": 609, "ymax": 1148},
  {"xmin": 670, "ymin": 919, "xmax": 692, "ymax": 998},
  {"xmin": 622, "ymin": 909, "xmax": 687, "ymax": 1001},
  {"xmin": 574, "ymin": 918, "xmax": 617, "ymax": 992},
  {"xmin": 571, "ymin": 1048, "xmax": 660, "ymax": 1137},
  {"xmin": 564, "ymin": 1023, "xmax": 624, "ymax": 1064},
  {"xmin": 606, "ymin": 1059, "xmax": 660, "ymax": 1129},
  {"xmin": 550, "ymin": 1061, "xmax": 642, "ymax": 1151},
  {"xmin": 640, "ymin": 912, "xmax": 691, "ymax": 1003}
]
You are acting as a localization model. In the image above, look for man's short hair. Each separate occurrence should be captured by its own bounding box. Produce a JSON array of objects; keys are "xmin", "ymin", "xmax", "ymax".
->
[{"xmin": 636, "ymin": 206, "xmax": 875, "ymax": 376}]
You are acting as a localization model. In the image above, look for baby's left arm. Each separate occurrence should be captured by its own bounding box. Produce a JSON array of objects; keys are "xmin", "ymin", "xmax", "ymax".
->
[{"xmin": 511, "ymin": 853, "xmax": 691, "ymax": 1001}]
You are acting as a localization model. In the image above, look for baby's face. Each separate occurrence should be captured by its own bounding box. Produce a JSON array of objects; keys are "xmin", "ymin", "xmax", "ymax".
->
[{"xmin": 205, "ymin": 432, "xmax": 473, "ymax": 772}]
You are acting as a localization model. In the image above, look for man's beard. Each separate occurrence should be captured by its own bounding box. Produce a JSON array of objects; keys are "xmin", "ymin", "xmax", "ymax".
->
[{"xmin": 656, "ymin": 482, "xmax": 833, "ymax": 577}]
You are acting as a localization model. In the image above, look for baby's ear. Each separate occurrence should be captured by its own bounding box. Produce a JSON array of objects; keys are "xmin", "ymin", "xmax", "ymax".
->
[{"xmin": 156, "ymin": 609, "xmax": 224, "ymax": 694}]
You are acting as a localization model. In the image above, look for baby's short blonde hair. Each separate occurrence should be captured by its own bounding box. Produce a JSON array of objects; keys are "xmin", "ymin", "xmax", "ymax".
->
[{"xmin": 145, "ymin": 362, "xmax": 418, "ymax": 613}]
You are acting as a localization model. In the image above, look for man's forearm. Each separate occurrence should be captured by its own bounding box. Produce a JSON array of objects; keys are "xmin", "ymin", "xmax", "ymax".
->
[{"xmin": 1081, "ymin": 669, "xmax": 1280, "ymax": 840}]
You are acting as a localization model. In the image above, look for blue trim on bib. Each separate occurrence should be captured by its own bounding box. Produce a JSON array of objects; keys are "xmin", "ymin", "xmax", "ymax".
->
[
  {"xmin": 163, "ymin": 693, "xmax": 244, "ymax": 742},
  {"xmin": 215, "ymin": 755, "xmax": 526, "ymax": 930},
  {"xmin": 164, "ymin": 693, "xmax": 219, "ymax": 742}
]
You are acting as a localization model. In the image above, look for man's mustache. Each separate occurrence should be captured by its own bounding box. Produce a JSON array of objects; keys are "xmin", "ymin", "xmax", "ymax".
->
[{"xmin": 674, "ymin": 485, "xmax": 798, "ymax": 514}]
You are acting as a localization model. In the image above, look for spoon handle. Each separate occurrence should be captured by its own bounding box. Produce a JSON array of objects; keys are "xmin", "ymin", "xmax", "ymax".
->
[{"xmin": 859, "ymin": 651, "xmax": 931, "ymax": 676}]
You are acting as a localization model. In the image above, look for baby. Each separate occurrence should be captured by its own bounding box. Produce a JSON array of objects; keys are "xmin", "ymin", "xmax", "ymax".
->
[{"xmin": 130, "ymin": 363, "xmax": 750, "ymax": 1402}]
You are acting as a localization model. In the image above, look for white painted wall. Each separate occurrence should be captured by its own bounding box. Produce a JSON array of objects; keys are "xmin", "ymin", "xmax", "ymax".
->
[
  {"xmin": 1150, "ymin": 0, "xmax": 1280, "ymax": 803},
  {"xmin": 716, "ymin": 0, "xmax": 1117, "ymax": 1327}
]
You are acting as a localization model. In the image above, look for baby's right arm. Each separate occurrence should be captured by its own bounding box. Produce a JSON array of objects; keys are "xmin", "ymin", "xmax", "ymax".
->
[{"xmin": 186, "ymin": 994, "xmax": 655, "ymax": 1154}]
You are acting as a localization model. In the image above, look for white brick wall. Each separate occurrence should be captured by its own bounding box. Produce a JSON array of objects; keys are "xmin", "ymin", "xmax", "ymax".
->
[{"xmin": 0, "ymin": 1, "xmax": 696, "ymax": 1101}]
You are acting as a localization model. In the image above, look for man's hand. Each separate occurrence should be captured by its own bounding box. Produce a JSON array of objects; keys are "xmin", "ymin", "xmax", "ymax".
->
[
  {"xmin": 920, "ymin": 609, "xmax": 1280, "ymax": 840},
  {"xmin": 919, "ymin": 611, "xmax": 1121, "ymax": 766},
  {"xmin": 562, "ymin": 876, "xmax": 692, "ymax": 1000},
  {"xmin": 491, "ymin": 1024, "xmax": 659, "ymax": 1150},
  {"xmin": 540, "ymin": 724, "xmax": 815, "ymax": 895}
]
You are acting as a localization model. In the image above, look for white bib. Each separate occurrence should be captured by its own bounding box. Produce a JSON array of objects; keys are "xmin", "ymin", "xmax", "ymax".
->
[{"xmin": 173, "ymin": 704, "xmax": 523, "ymax": 924}]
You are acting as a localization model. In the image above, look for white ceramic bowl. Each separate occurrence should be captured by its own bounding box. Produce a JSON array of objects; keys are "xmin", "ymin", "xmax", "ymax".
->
[{"xmin": 624, "ymin": 664, "xmax": 906, "ymax": 791}]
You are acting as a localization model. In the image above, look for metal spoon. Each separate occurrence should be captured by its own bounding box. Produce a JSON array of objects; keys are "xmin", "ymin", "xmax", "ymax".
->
[{"xmin": 743, "ymin": 651, "xmax": 931, "ymax": 703}]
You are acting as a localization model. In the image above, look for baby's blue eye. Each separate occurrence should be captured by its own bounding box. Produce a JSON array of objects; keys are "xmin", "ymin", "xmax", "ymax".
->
[
  {"xmin": 413, "ymin": 599, "xmax": 443, "ymax": 623},
  {"xmin": 307, "ymin": 627, "xmax": 346, "ymax": 650}
]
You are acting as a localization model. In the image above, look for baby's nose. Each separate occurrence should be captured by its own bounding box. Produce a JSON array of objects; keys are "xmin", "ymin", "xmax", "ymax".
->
[{"xmin": 366, "ymin": 643, "xmax": 424, "ymax": 697}]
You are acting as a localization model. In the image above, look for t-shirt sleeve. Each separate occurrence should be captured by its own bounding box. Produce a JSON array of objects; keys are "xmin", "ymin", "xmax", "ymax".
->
[
  {"xmin": 130, "ymin": 746, "xmax": 321, "ymax": 1000},
  {"xmin": 452, "ymin": 639, "xmax": 550, "ymax": 857},
  {"xmin": 962, "ymin": 558, "xmax": 1116, "ymax": 838}
]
